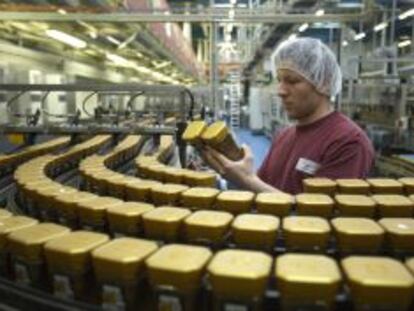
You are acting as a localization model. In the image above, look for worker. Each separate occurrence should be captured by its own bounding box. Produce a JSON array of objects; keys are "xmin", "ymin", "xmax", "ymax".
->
[{"xmin": 202, "ymin": 37, "xmax": 374, "ymax": 194}]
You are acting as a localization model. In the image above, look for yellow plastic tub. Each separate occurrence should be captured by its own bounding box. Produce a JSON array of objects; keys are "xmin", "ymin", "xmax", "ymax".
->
[
  {"xmin": 77, "ymin": 197, "xmax": 123, "ymax": 232},
  {"xmin": 398, "ymin": 177, "xmax": 414, "ymax": 195},
  {"xmin": 207, "ymin": 249, "xmax": 272, "ymax": 300},
  {"xmin": 92, "ymin": 237, "xmax": 158, "ymax": 310},
  {"xmin": 366, "ymin": 178, "xmax": 404, "ymax": 194},
  {"xmin": 283, "ymin": 216, "xmax": 331, "ymax": 251},
  {"xmin": 151, "ymin": 183, "xmax": 189, "ymax": 206},
  {"xmin": 378, "ymin": 218, "xmax": 414, "ymax": 254},
  {"xmin": 303, "ymin": 178, "xmax": 337, "ymax": 195},
  {"xmin": 183, "ymin": 171, "xmax": 217, "ymax": 188},
  {"xmin": 296, "ymin": 193, "xmax": 334, "ymax": 218},
  {"xmin": 184, "ymin": 210, "xmax": 233, "ymax": 244},
  {"xmin": 336, "ymin": 179, "xmax": 370, "ymax": 195},
  {"xmin": 341, "ymin": 256, "xmax": 414, "ymax": 311},
  {"xmin": 125, "ymin": 180, "xmax": 162, "ymax": 202},
  {"xmin": 255, "ymin": 192, "xmax": 293, "ymax": 217},
  {"xmin": 106, "ymin": 202, "xmax": 155, "ymax": 237},
  {"xmin": 216, "ymin": 190, "xmax": 255, "ymax": 215},
  {"xmin": 331, "ymin": 217, "xmax": 384, "ymax": 254},
  {"xmin": 7, "ymin": 223, "xmax": 70, "ymax": 286},
  {"xmin": 142, "ymin": 207, "xmax": 191, "ymax": 241},
  {"xmin": 37, "ymin": 186, "xmax": 77, "ymax": 221},
  {"xmin": 55, "ymin": 191, "xmax": 99, "ymax": 228},
  {"xmin": 405, "ymin": 257, "xmax": 414, "ymax": 275},
  {"xmin": 182, "ymin": 120, "xmax": 208, "ymax": 146},
  {"xmin": 335, "ymin": 194, "xmax": 376, "ymax": 217},
  {"xmin": 232, "ymin": 214, "xmax": 279, "ymax": 250},
  {"xmin": 372, "ymin": 194, "xmax": 414, "ymax": 217},
  {"xmin": 44, "ymin": 231, "xmax": 110, "ymax": 301},
  {"xmin": 276, "ymin": 253, "xmax": 341, "ymax": 310},
  {"xmin": 201, "ymin": 121, "xmax": 244, "ymax": 161},
  {"xmin": 181, "ymin": 187, "xmax": 220, "ymax": 210},
  {"xmin": 146, "ymin": 244, "xmax": 212, "ymax": 293},
  {"xmin": 0, "ymin": 209, "xmax": 12, "ymax": 220}
]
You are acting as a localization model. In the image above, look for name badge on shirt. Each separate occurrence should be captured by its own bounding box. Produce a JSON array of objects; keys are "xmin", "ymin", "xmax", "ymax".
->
[{"xmin": 295, "ymin": 158, "xmax": 320, "ymax": 175}]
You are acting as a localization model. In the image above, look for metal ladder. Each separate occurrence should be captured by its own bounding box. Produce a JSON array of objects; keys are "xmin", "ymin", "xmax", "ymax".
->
[{"xmin": 228, "ymin": 71, "xmax": 241, "ymax": 129}]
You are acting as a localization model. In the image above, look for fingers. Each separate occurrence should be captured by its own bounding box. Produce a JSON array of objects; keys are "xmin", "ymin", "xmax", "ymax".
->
[{"xmin": 200, "ymin": 148, "xmax": 226, "ymax": 176}]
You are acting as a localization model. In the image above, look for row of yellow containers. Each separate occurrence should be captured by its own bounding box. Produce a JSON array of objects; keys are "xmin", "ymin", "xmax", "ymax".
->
[
  {"xmin": 80, "ymin": 156, "xmax": 217, "ymax": 200},
  {"xmin": 17, "ymin": 169, "xmax": 414, "ymax": 222},
  {"xmin": 99, "ymin": 135, "xmax": 145, "ymax": 170},
  {"xmin": 11, "ymin": 178, "xmax": 414, "ymax": 255},
  {"xmin": 1, "ymin": 214, "xmax": 413, "ymax": 311},
  {"xmin": 303, "ymin": 177, "xmax": 414, "ymax": 195},
  {"xmin": 0, "ymin": 136, "xmax": 70, "ymax": 173}
]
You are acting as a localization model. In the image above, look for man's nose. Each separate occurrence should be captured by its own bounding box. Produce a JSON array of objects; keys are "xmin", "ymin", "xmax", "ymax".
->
[{"xmin": 277, "ymin": 82, "xmax": 288, "ymax": 97}]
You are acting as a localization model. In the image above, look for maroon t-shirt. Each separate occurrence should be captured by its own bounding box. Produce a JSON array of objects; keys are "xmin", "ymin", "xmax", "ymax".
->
[{"xmin": 257, "ymin": 112, "xmax": 374, "ymax": 194}]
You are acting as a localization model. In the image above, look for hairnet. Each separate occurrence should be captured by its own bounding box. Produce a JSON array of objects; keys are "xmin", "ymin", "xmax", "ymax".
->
[{"xmin": 274, "ymin": 37, "xmax": 342, "ymax": 97}]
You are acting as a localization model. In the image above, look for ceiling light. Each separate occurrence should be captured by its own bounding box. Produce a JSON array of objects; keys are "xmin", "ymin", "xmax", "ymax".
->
[
  {"xmin": 373, "ymin": 22, "xmax": 387, "ymax": 32},
  {"xmin": 298, "ymin": 23, "xmax": 309, "ymax": 32},
  {"xmin": 398, "ymin": 39, "xmax": 412, "ymax": 48},
  {"xmin": 315, "ymin": 9, "xmax": 324, "ymax": 17},
  {"xmin": 289, "ymin": 33, "xmax": 297, "ymax": 40},
  {"xmin": 354, "ymin": 32, "xmax": 366, "ymax": 41},
  {"xmin": 45, "ymin": 29, "xmax": 86, "ymax": 49},
  {"xmin": 342, "ymin": 40, "xmax": 348, "ymax": 47},
  {"xmin": 106, "ymin": 36, "xmax": 121, "ymax": 46},
  {"xmin": 399, "ymin": 8, "xmax": 414, "ymax": 20},
  {"xmin": 57, "ymin": 9, "xmax": 67, "ymax": 15}
]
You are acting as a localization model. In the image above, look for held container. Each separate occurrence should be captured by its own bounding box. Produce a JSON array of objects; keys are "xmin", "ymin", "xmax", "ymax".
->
[{"xmin": 201, "ymin": 121, "xmax": 244, "ymax": 161}]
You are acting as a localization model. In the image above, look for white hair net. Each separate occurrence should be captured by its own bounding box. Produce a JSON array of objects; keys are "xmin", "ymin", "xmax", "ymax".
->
[{"xmin": 274, "ymin": 37, "xmax": 342, "ymax": 97}]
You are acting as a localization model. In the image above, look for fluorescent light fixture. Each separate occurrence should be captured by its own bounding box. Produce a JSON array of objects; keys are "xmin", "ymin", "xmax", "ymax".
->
[
  {"xmin": 373, "ymin": 22, "xmax": 387, "ymax": 32},
  {"xmin": 398, "ymin": 39, "xmax": 412, "ymax": 48},
  {"xmin": 315, "ymin": 9, "xmax": 324, "ymax": 17},
  {"xmin": 229, "ymin": 0, "xmax": 237, "ymax": 4},
  {"xmin": 106, "ymin": 53, "xmax": 130, "ymax": 66},
  {"xmin": 289, "ymin": 33, "xmax": 297, "ymax": 40},
  {"xmin": 342, "ymin": 40, "xmax": 348, "ymax": 47},
  {"xmin": 399, "ymin": 8, "xmax": 414, "ymax": 20},
  {"xmin": 298, "ymin": 23, "xmax": 309, "ymax": 32},
  {"xmin": 45, "ymin": 29, "xmax": 86, "ymax": 48},
  {"xmin": 354, "ymin": 32, "xmax": 366, "ymax": 41},
  {"xmin": 57, "ymin": 9, "xmax": 67, "ymax": 15},
  {"xmin": 106, "ymin": 36, "xmax": 121, "ymax": 46}
]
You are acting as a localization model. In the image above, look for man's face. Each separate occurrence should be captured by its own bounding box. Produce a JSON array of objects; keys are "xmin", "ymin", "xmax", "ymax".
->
[{"xmin": 276, "ymin": 69, "xmax": 323, "ymax": 121}]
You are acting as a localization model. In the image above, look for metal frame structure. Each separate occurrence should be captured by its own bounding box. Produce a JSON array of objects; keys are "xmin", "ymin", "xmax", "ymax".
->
[{"xmin": 0, "ymin": 83, "xmax": 195, "ymax": 135}]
